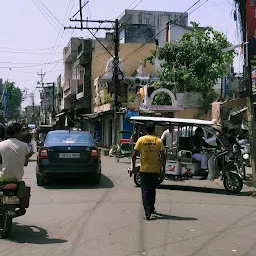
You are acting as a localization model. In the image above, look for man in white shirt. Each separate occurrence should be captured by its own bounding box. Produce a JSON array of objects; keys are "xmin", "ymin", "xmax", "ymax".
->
[
  {"xmin": 161, "ymin": 125, "xmax": 178, "ymax": 148},
  {"xmin": 0, "ymin": 123, "xmax": 32, "ymax": 217}
]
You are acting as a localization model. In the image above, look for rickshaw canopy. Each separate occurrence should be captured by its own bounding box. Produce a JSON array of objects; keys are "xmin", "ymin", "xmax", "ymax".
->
[{"xmin": 130, "ymin": 116, "xmax": 213, "ymax": 126}]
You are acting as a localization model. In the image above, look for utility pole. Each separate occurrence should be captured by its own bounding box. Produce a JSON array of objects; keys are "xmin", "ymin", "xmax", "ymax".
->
[
  {"xmin": 37, "ymin": 69, "xmax": 45, "ymax": 87},
  {"xmin": 37, "ymin": 69, "xmax": 46, "ymax": 124},
  {"xmin": 64, "ymin": 2, "xmax": 122, "ymax": 146},
  {"xmin": 113, "ymin": 19, "xmax": 120, "ymax": 146},
  {"xmin": 31, "ymin": 93, "xmax": 36, "ymax": 124}
]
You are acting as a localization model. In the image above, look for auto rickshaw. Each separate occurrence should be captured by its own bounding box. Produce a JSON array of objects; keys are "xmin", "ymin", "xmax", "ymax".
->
[
  {"xmin": 36, "ymin": 125, "xmax": 54, "ymax": 151},
  {"xmin": 128, "ymin": 116, "xmax": 244, "ymax": 193},
  {"xmin": 115, "ymin": 130, "xmax": 133, "ymax": 162}
]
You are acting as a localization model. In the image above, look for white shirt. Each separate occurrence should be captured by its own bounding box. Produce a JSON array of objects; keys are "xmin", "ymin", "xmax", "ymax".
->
[
  {"xmin": 161, "ymin": 129, "xmax": 178, "ymax": 147},
  {"xmin": 0, "ymin": 138, "xmax": 30, "ymax": 181}
]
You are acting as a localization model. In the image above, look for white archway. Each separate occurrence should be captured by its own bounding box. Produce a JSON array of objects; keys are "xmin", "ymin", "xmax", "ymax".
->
[{"xmin": 149, "ymin": 88, "xmax": 177, "ymax": 106}]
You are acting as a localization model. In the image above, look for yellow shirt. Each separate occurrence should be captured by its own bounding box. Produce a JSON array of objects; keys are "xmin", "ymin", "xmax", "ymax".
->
[{"xmin": 134, "ymin": 135, "xmax": 164, "ymax": 173}]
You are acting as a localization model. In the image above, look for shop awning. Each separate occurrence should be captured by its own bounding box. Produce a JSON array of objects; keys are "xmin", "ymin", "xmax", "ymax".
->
[{"xmin": 82, "ymin": 110, "xmax": 113, "ymax": 120}]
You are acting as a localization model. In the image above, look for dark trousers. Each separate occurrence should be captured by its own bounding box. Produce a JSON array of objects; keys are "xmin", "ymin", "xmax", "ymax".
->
[{"xmin": 140, "ymin": 172, "xmax": 158, "ymax": 214}]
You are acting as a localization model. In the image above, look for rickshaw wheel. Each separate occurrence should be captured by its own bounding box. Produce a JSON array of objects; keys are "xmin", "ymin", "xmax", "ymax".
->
[{"xmin": 223, "ymin": 172, "xmax": 243, "ymax": 193}]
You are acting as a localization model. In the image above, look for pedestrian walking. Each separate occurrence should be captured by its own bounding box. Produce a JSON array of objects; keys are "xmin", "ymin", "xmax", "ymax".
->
[{"xmin": 132, "ymin": 122, "xmax": 166, "ymax": 220}]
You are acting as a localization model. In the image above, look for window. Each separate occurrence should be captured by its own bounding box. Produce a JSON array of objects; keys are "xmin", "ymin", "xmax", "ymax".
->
[{"xmin": 45, "ymin": 133, "xmax": 94, "ymax": 145}]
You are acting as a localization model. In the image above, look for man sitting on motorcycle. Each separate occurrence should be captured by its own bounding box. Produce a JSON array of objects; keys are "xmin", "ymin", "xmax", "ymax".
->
[{"xmin": 0, "ymin": 123, "xmax": 32, "ymax": 217}]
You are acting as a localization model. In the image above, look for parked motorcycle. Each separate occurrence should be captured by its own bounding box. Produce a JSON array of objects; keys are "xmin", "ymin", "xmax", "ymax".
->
[
  {"xmin": 233, "ymin": 145, "xmax": 246, "ymax": 180},
  {"xmin": 0, "ymin": 181, "xmax": 30, "ymax": 238},
  {"xmin": 238, "ymin": 139, "xmax": 251, "ymax": 167}
]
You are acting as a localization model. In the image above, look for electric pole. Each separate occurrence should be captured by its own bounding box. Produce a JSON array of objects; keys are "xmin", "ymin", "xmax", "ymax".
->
[
  {"xmin": 37, "ymin": 69, "xmax": 45, "ymax": 87},
  {"xmin": 64, "ymin": 2, "xmax": 122, "ymax": 146},
  {"xmin": 37, "ymin": 69, "xmax": 46, "ymax": 124},
  {"xmin": 31, "ymin": 93, "xmax": 36, "ymax": 124}
]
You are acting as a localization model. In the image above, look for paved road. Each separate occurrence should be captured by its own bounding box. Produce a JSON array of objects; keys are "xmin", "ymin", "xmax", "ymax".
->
[{"xmin": 0, "ymin": 155, "xmax": 256, "ymax": 256}]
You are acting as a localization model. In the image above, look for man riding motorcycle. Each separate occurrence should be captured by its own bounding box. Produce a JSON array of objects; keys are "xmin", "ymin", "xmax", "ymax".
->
[{"xmin": 0, "ymin": 123, "xmax": 32, "ymax": 217}]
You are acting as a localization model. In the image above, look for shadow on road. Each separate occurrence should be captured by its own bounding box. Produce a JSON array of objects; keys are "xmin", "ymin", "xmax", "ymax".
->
[
  {"xmin": 9, "ymin": 223, "xmax": 67, "ymax": 244},
  {"xmin": 151, "ymin": 212, "xmax": 198, "ymax": 221},
  {"xmin": 158, "ymin": 184, "xmax": 252, "ymax": 196},
  {"xmin": 43, "ymin": 174, "xmax": 114, "ymax": 190}
]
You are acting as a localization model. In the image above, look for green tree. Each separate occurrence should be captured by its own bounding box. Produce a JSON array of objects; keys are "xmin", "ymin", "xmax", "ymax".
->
[
  {"xmin": 147, "ymin": 22, "xmax": 236, "ymax": 109},
  {"xmin": 3, "ymin": 82, "xmax": 23, "ymax": 120}
]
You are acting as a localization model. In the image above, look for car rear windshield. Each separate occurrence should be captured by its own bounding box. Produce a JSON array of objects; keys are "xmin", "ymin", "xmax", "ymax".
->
[{"xmin": 45, "ymin": 132, "xmax": 94, "ymax": 146}]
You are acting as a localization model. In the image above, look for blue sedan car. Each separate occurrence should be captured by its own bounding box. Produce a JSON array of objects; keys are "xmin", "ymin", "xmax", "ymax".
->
[{"xmin": 36, "ymin": 130, "xmax": 101, "ymax": 186}]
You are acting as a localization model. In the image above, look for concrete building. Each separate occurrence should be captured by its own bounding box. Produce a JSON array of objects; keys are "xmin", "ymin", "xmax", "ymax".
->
[
  {"xmin": 119, "ymin": 9, "xmax": 188, "ymax": 46},
  {"xmin": 40, "ymin": 85, "xmax": 56, "ymax": 125},
  {"xmin": 56, "ymin": 38, "xmax": 94, "ymax": 127},
  {"xmin": 24, "ymin": 105, "xmax": 40, "ymax": 124}
]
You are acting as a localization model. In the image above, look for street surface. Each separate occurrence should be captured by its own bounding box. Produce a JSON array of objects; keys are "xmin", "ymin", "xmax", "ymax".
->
[{"xmin": 0, "ymin": 154, "xmax": 256, "ymax": 256}]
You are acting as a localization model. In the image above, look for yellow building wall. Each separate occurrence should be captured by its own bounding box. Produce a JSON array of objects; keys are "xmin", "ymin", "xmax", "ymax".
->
[
  {"xmin": 91, "ymin": 43, "xmax": 156, "ymax": 81},
  {"xmin": 174, "ymin": 107, "xmax": 212, "ymax": 120}
]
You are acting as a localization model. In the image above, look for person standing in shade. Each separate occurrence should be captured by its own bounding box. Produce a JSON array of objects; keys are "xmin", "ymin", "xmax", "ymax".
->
[
  {"xmin": 161, "ymin": 125, "xmax": 178, "ymax": 148},
  {"xmin": 132, "ymin": 122, "xmax": 166, "ymax": 220}
]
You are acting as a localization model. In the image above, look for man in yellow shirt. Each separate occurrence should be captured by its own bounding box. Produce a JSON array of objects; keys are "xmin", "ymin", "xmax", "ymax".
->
[{"xmin": 132, "ymin": 122, "xmax": 166, "ymax": 220}]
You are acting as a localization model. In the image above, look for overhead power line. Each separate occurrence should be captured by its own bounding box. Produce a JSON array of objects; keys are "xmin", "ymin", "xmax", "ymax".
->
[
  {"xmin": 43, "ymin": 0, "xmax": 75, "ymax": 71},
  {"xmin": 0, "ymin": 59, "xmax": 62, "ymax": 69},
  {"xmin": 0, "ymin": 45, "xmax": 66, "ymax": 51},
  {"xmin": 32, "ymin": 0, "xmax": 69, "ymax": 41},
  {"xmin": 0, "ymin": 60, "xmax": 62, "ymax": 65},
  {"xmin": 0, "ymin": 50, "xmax": 62, "ymax": 55}
]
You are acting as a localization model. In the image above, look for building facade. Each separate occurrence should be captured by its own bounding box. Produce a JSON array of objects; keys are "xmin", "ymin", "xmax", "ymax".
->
[
  {"xmin": 119, "ymin": 9, "xmax": 188, "ymax": 45},
  {"xmin": 24, "ymin": 105, "xmax": 40, "ymax": 124}
]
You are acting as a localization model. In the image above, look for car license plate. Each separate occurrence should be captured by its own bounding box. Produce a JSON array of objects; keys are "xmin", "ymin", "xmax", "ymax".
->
[
  {"xmin": 2, "ymin": 196, "xmax": 19, "ymax": 205},
  {"xmin": 59, "ymin": 153, "xmax": 80, "ymax": 158}
]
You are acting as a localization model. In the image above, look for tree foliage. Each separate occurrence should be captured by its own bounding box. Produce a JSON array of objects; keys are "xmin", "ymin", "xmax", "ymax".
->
[
  {"xmin": 147, "ymin": 22, "xmax": 236, "ymax": 107},
  {"xmin": 3, "ymin": 82, "xmax": 23, "ymax": 120}
]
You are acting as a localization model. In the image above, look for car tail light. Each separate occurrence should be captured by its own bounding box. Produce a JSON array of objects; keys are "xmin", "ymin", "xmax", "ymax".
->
[
  {"xmin": 39, "ymin": 149, "xmax": 48, "ymax": 160},
  {"xmin": 4, "ymin": 183, "xmax": 17, "ymax": 190},
  {"xmin": 91, "ymin": 149, "xmax": 99, "ymax": 158}
]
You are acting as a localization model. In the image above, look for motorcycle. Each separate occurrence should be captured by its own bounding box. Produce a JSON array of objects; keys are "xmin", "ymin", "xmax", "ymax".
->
[
  {"xmin": 0, "ymin": 181, "xmax": 30, "ymax": 239},
  {"xmin": 233, "ymin": 145, "xmax": 246, "ymax": 180},
  {"xmin": 238, "ymin": 139, "xmax": 251, "ymax": 167}
]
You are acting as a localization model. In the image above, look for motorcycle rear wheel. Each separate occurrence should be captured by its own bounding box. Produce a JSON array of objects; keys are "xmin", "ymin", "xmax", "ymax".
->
[{"xmin": 0, "ymin": 209, "xmax": 13, "ymax": 239}]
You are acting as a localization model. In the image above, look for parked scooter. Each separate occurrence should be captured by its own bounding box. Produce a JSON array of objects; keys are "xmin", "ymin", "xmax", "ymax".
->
[
  {"xmin": 238, "ymin": 139, "xmax": 251, "ymax": 167},
  {"xmin": 0, "ymin": 181, "xmax": 31, "ymax": 238}
]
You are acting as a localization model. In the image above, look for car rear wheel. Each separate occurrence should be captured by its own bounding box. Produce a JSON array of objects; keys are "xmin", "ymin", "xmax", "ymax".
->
[{"xmin": 36, "ymin": 173, "xmax": 46, "ymax": 186}]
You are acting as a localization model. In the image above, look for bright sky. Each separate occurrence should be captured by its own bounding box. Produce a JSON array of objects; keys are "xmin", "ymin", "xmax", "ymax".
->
[{"xmin": 0, "ymin": 0, "xmax": 240, "ymax": 107}]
